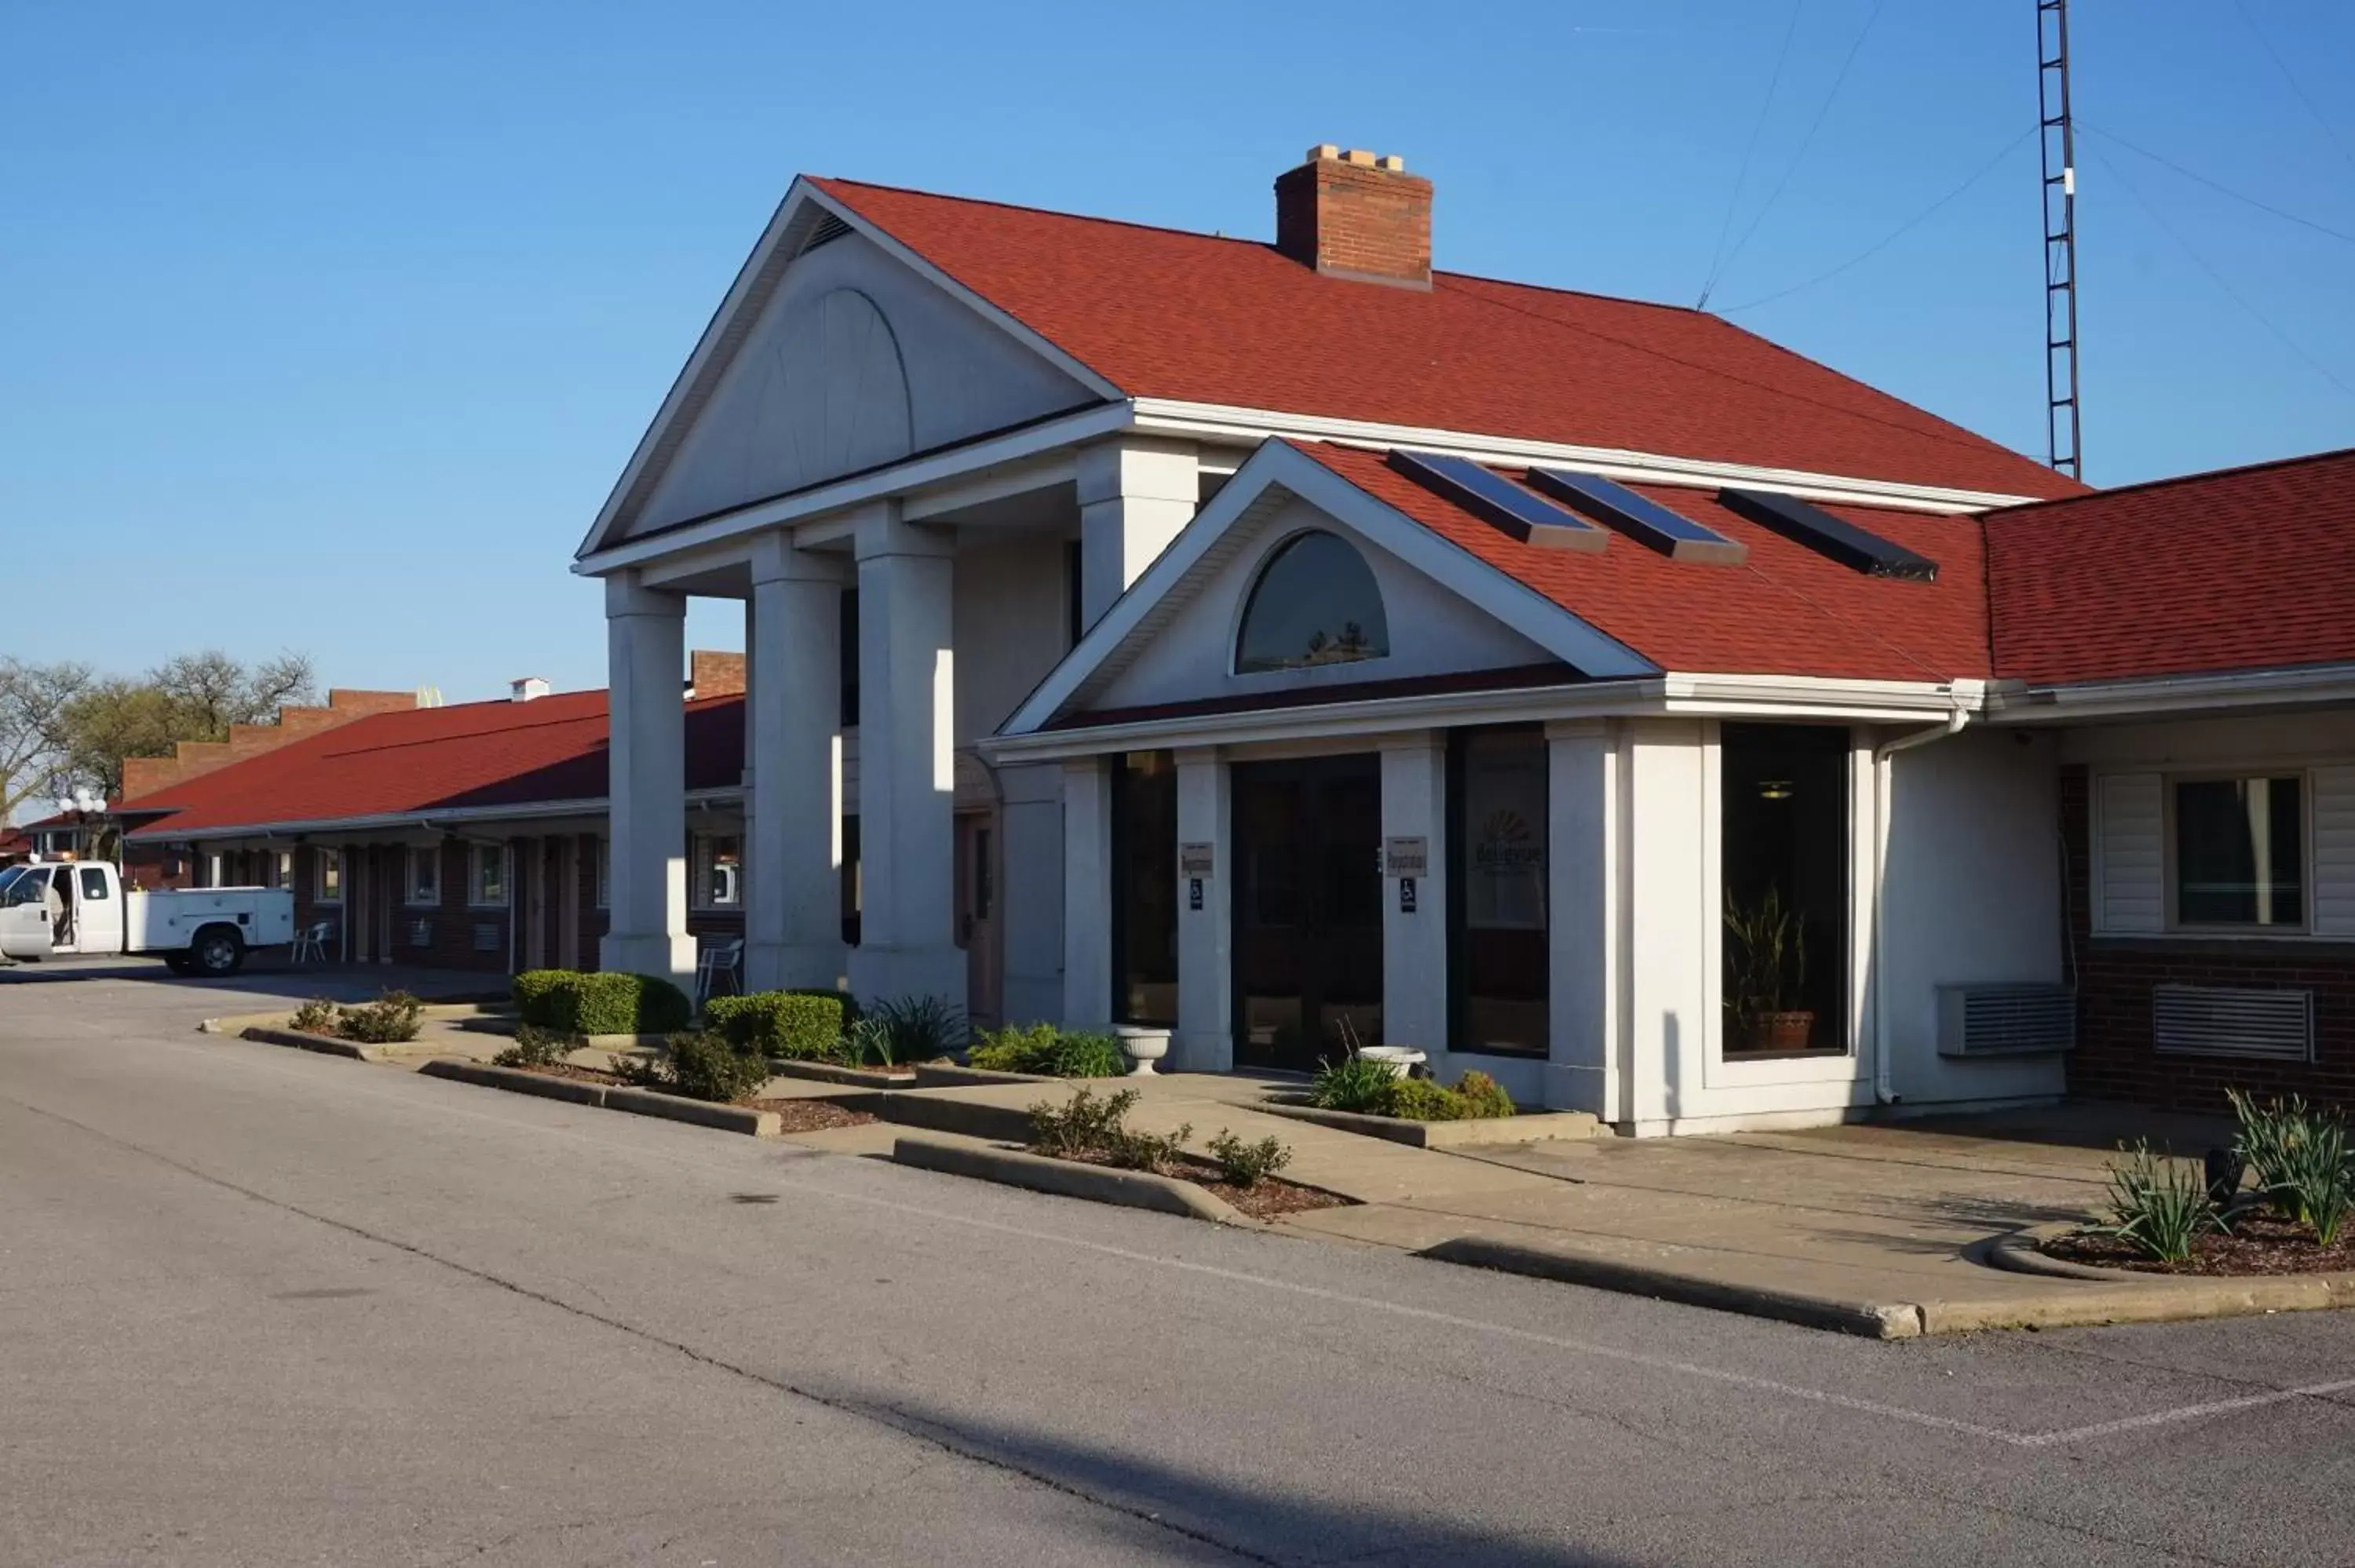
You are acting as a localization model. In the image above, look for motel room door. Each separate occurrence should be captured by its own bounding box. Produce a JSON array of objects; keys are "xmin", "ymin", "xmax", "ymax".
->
[{"xmin": 1231, "ymin": 754, "xmax": 1384, "ymax": 1071}]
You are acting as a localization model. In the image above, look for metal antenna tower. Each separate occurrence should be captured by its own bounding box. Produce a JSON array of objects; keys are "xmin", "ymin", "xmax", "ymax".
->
[{"xmin": 2037, "ymin": 0, "xmax": 2082, "ymax": 478}]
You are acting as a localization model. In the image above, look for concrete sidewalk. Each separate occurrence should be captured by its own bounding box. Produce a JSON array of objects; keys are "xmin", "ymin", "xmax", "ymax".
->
[{"xmin": 867, "ymin": 1075, "xmax": 2291, "ymax": 1336}]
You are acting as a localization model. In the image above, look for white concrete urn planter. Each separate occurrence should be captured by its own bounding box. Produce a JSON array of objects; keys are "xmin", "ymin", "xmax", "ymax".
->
[
  {"xmin": 1356, "ymin": 1045, "xmax": 1428, "ymax": 1078},
  {"xmin": 1115, "ymin": 1026, "xmax": 1173, "ymax": 1076}
]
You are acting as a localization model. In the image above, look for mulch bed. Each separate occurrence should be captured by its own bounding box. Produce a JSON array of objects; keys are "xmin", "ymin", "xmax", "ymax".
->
[
  {"xmin": 2043, "ymin": 1215, "xmax": 2355, "ymax": 1276},
  {"xmin": 506, "ymin": 1061, "xmax": 628, "ymax": 1085},
  {"xmin": 743, "ymin": 1099, "xmax": 878, "ymax": 1132},
  {"xmin": 1050, "ymin": 1148, "xmax": 1353, "ymax": 1221}
]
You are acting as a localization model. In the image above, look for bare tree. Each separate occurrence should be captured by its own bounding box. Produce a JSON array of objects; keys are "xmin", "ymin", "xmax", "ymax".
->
[
  {"xmin": 45, "ymin": 650, "xmax": 322, "ymax": 806},
  {"xmin": 0, "ymin": 658, "xmax": 93, "ymax": 822}
]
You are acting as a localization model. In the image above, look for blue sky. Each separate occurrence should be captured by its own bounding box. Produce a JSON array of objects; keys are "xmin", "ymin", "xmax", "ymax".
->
[{"xmin": 4, "ymin": 0, "xmax": 2350, "ymax": 702}]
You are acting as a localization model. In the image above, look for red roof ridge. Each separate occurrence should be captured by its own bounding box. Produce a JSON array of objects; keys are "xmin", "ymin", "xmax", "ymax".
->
[
  {"xmin": 1985, "ymin": 443, "xmax": 2355, "ymax": 520},
  {"xmin": 811, "ymin": 173, "xmax": 1710, "ymax": 318}
]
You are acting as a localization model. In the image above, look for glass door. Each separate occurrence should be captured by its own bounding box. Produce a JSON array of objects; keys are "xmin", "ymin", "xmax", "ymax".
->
[{"xmin": 1232, "ymin": 755, "xmax": 1383, "ymax": 1070}]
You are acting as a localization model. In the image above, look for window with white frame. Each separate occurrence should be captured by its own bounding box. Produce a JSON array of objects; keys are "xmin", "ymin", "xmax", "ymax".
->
[
  {"xmin": 469, "ymin": 843, "xmax": 507, "ymax": 906},
  {"xmin": 692, "ymin": 833, "xmax": 742, "ymax": 910},
  {"xmin": 594, "ymin": 837, "xmax": 609, "ymax": 908},
  {"xmin": 405, "ymin": 845, "xmax": 441, "ymax": 906},
  {"xmin": 2174, "ymin": 774, "xmax": 2304, "ymax": 930},
  {"xmin": 276, "ymin": 850, "xmax": 294, "ymax": 890},
  {"xmin": 315, "ymin": 847, "xmax": 343, "ymax": 904}
]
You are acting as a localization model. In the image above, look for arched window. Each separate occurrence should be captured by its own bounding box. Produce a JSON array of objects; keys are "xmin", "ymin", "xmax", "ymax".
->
[{"xmin": 1234, "ymin": 531, "xmax": 1391, "ymax": 674}]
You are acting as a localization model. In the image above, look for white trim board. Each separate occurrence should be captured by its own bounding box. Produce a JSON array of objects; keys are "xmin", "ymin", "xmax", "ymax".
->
[{"xmin": 996, "ymin": 440, "xmax": 1658, "ymax": 738}]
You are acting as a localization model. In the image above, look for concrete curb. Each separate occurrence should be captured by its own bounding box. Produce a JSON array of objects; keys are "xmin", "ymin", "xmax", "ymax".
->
[
  {"xmin": 911, "ymin": 1063, "xmax": 1057, "ymax": 1089},
  {"xmin": 239, "ymin": 1025, "xmax": 376, "ymax": 1062},
  {"xmin": 766, "ymin": 1059, "xmax": 919, "ymax": 1090},
  {"xmin": 416, "ymin": 1059, "xmax": 780, "ymax": 1136},
  {"xmin": 890, "ymin": 1135, "xmax": 1253, "ymax": 1226},
  {"xmin": 876, "ymin": 1090, "xmax": 1038, "ymax": 1143},
  {"xmin": 1977, "ymin": 1221, "xmax": 2355, "ymax": 1319},
  {"xmin": 1262, "ymin": 1103, "xmax": 1601, "ymax": 1149},
  {"xmin": 1422, "ymin": 1235, "xmax": 1925, "ymax": 1338}
]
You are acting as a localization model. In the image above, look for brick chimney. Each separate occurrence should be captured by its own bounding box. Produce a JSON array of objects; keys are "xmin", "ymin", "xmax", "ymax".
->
[{"xmin": 1274, "ymin": 144, "xmax": 1433, "ymax": 290}]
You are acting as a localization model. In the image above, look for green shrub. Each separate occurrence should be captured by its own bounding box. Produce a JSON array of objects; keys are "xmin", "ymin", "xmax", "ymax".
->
[
  {"xmin": 704, "ymin": 990, "xmax": 849, "ymax": 1061},
  {"xmin": 289, "ymin": 997, "xmax": 341, "ymax": 1034},
  {"xmin": 969, "ymin": 1023, "xmax": 1125, "ymax": 1078},
  {"xmin": 337, "ymin": 990, "xmax": 424, "ymax": 1045},
  {"xmin": 1106, "ymin": 1120, "xmax": 1192, "ymax": 1175},
  {"xmin": 1384, "ymin": 1077, "xmax": 1470, "ymax": 1121},
  {"xmin": 1451, "ymin": 1070, "xmax": 1516, "ymax": 1121},
  {"xmin": 2096, "ymin": 1140, "xmax": 2222, "ymax": 1264},
  {"xmin": 838, "ymin": 1015, "xmax": 897, "ymax": 1068},
  {"xmin": 492, "ymin": 1023, "xmax": 571, "ymax": 1070},
  {"xmin": 510, "ymin": 969, "xmax": 575, "ymax": 1027},
  {"xmin": 1310, "ymin": 1052, "xmax": 1399, "ymax": 1114},
  {"xmin": 865, "ymin": 994, "xmax": 969, "ymax": 1061},
  {"xmin": 562, "ymin": 972, "xmax": 692, "ymax": 1036},
  {"xmin": 1028, "ymin": 1085, "xmax": 1141, "ymax": 1158},
  {"xmin": 1206, "ymin": 1129, "xmax": 1293, "ymax": 1187},
  {"xmin": 609, "ymin": 1030, "xmax": 771, "ymax": 1103},
  {"xmin": 2229, "ymin": 1088, "xmax": 2354, "ymax": 1243}
]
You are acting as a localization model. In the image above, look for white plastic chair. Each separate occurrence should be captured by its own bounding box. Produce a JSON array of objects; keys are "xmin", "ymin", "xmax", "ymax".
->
[
  {"xmin": 290, "ymin": 921, "xmax": 331, "ymax": 966},
  {"xmin": 696, "ymin": 937, "xmax": 743, "ymax": 1002}
]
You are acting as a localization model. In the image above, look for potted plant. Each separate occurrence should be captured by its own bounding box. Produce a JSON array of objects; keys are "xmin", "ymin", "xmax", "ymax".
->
[{"xmin": 1725, "ymin": 886, "xmax": 1813, "ymax": 1052}]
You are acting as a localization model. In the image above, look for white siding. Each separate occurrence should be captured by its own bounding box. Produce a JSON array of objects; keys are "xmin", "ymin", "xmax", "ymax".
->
[
  {"xmin": 2095, "ymin": 772, "xmax": 2165, "ymax": 934},
  {"xmin": 2313, "ymin": 765, "xmax": 2355, "ymax": 936}
]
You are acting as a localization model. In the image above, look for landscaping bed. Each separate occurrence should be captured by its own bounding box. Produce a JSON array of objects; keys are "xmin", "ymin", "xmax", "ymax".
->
[
  {"xmin": 742, "ymin": 1097, "xmax": 878, "ymax": 1134},
  {"xmin": 1046, "ymin": 1146, "xmax": 1348, "ymax": 1221},
  {"xmin": 2042, "ymin": 1088, "xmax": 2355, "ymax": 1278},
  {"xmin": 2042, "ymin": 1216, "xmax": 2355, "ymax": 1277}
]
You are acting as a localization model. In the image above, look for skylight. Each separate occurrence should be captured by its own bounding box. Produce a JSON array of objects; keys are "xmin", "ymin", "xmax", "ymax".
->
[{"xmin": 1527, "ymin": 469, "xmax": 1748, "ymax": 566}]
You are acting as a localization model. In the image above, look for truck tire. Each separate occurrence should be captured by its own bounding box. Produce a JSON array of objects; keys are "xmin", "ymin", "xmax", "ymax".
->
[{"xmin": 191, "ymin": 927, "xmax": 246, "ymax": 978}]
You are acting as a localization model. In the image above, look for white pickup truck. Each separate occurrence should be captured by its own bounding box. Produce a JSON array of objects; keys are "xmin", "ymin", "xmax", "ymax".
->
[{"xmin": 0, "ymin": 859, "xmax": 294, "ymax": 976}]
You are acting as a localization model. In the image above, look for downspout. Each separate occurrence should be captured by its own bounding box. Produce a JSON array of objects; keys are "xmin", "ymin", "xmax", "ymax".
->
[{"xmin": 1870, "ymin": 704, "xmax": 1970, "ymax": 1104}]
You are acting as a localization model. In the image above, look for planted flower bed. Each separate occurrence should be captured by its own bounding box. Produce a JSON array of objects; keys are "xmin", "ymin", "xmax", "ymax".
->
[
  {"xmin": 2043, "ymin": 1090, "xmax": 2355, "ymax": 1276},
  {"xmin": 1024, "ymin": 1086, "xmax": 1349, "ymax": 1223},
  {"xmin": 487, "ymin": 1023, "xmax": 874, "ymax": 1132},
  {"xmin": 1309, "ymin": 1051, "xmax": 1515, "ymax": 1121},
  {"xmin": 287, "ymin": 991, "xmax": 425, "ymax": 1045}
]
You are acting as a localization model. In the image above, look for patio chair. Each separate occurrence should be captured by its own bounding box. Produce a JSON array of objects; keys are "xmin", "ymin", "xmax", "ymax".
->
[
  {"xmin": 290, "ymin": 921, "xmax": 332, "ymax": 966},
  {"xmin": 696, "ymin": 937, "xmax": 743, "ymax": 1002}
]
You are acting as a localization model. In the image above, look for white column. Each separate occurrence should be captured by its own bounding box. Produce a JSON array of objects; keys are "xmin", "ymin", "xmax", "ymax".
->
[
  {"xmin": 844, "ymin": 504, "xmax": 964, "ymax": 1009},
  {"xmin": 1544, "ymin": 720, "xmax": 1619, "ymax": 1119},
  {"xmin": 1172, "ymin": 747, "xmax": 1232, "ymax": 1072},
  {"xmin": 1076, "ymin": 437, "xmax": 1197, "ymax": 629},
  {"xmin": 601, "ymin": 573, "xmax": 694, "ymax": 986},
  {"xmin": 1379, "ymin": 734, "xmax": 1449, "ymax": 1063},
  {"xmin": 1061, "ymin": 757, "xmax": 1113, "ymax": 1029},
  {"xmin": 746, "ymin": 533, "xmax": 846, "ymax": 994},
  {"xmin": 997, "ymin": 762, "xmax": 1066, "ymax": 1026}
]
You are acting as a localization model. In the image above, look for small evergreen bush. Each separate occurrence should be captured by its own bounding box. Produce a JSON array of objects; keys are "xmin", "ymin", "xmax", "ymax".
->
[
  {"xmin": 510, "ymin": 969, "xmax": 573, "ymax": 1027},
  {"xmin": 969, "ymin": 1023, "xmax": 1124, "ymax": 1077},
  {"xmin": 1383, "ymin": 1077, "xmax": 1468, "ymax": 1121},
  {"xmin": 1451, "ymin": 1070, "xmax": 1517, "ymax": 1121},
  {"xmin": 288, "ymin": 997, "xmax": 341, "ymax": 1034},
  {"xmin": 1206, "ymin": 1130, "xmax": 1293, "ymax": 1187},
  {"xmin": 336, "ymin": 990, "xmax": 424, "ymax": 1045},
  {"xmin": 492, "ymin": 1023, "xmax": 571, "ymax": 1070},
  {"xmin": 1028, "ymin": 1085, "xmax": 1141, "ymax": 1158},
  {"xmin": 609, "ymin": 1030, "xmax": 771, "ymax": 1103},
  {"xmin": 705, "ymin": 990, "xmax": 849, "ymax": 1061}
]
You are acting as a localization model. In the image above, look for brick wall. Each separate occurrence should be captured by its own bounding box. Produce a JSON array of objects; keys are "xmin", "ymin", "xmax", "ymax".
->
[{"xmin": 2061, "ymin": 764, "xmax": 2355, "ymax": 1112}]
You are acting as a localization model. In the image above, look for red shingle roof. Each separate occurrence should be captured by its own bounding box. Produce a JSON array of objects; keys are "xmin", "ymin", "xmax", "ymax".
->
[
  {"xmin": 119, "ymin": 691, "xmax": 743, "ymax": 838},
  {"xmin": 1302, "ymin": 443, "xmax": 1993, "ymax": 683},
  {"xmin": 1984, "ymin": 447, "xmax": 2355, "ymax": 685},
  {"xmin": 812, "ymin": 177, "xmax": 2084, "ymax": 502}
]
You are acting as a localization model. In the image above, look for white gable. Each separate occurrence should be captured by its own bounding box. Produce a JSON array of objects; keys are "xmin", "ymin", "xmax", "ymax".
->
[
  {"xmin": 1089, "ymin": 494, "xmax": 1559, "ymax": 713},
  {"xmin": 626, "ymin": 228, "xmax": 1097, "ymax": 537}
]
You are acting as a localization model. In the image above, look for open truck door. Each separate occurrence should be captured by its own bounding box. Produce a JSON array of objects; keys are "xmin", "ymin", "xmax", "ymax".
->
[{"xmin": 0, "ymin": 866, "xmax": 55, "ymax": 961}]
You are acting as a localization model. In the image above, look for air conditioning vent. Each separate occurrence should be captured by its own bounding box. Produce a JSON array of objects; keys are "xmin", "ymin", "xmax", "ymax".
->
[
  {"xmin": 407, "ymin": 918, "xmax": 434, "ymax": 950},
  {"xmin": 473, "ymin": 921, "xmax": 502, "ymax": 954},
  {"xmin": 1937, "ymin": 984, "xmax": 2076, "ymax": 1057},
  {"xmin": 2153, "ymin": 986, "xmax": 2313, "ymax": 1062}
]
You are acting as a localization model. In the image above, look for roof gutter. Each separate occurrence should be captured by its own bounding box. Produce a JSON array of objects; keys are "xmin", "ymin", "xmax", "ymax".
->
[
  {"xmin": 126, "ymin": 787, "xmax": 743, "ymax": 845},
  {"xmin": 1984, "ymin": 661, "xmax": 2355, "ymax": 724}
]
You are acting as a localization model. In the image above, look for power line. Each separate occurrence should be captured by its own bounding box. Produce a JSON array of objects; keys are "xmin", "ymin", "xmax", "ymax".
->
[
  {"xmin": 2232, "ymin": 0, "xmax": 2355, "ymax": 182},
  {"xmin": 2087, "ymin": 143, "xmax": 2355, "ymax": 403},
  {"xmin": 2081, "ymin": 122, "xmax": 2355, "ymax": 248},
  {"xmin": 1714, "ymin": 0, "xmax": 1889, "ymax": 293},
  {"xmin": 1717, "ymin": 127, "xmax": 2036, "ymax": 315},
  {"xmin": 1696, "ymin": 0, "xmax": 1806, "ymax": 309}
]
